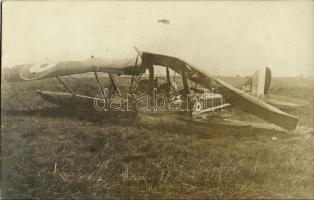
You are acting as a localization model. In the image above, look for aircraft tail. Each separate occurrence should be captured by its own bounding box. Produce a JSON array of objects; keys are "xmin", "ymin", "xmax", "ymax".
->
[
  {"xmin": 242, "ymin": 67, "xmax": 309, "ymax": 109},
  {"xmin": 242, "ymin": 67, "xmax": 271, "ymax": 98}
]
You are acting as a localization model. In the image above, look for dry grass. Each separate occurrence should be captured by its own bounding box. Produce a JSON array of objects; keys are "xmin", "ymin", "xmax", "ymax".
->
[{"xmin": 1, "ymin": 76, "xmax": 314, "ymax": 199}]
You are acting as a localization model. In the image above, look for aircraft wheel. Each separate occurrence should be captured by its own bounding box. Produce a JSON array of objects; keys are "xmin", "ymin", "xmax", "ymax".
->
[{"xmin": 193, "ymin": 100, "xmax": 203, "ymax": 112}]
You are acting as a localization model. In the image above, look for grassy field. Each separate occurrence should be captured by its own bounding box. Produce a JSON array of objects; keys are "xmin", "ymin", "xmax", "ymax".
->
[{"xmin": 1, "ymin": 75, "xmax": 314, "ymax": 199}]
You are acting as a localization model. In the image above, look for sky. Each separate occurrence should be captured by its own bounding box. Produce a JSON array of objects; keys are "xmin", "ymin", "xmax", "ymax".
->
[{"xmin": 2, "ymin": 1, "xmax": 314, "ymax": 77}]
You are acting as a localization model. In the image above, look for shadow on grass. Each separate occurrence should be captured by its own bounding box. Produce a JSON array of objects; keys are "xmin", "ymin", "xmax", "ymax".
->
[
  {"xmin": 2, "ymin": 107, "xmax": 286, "ymax": 140},
  {"xmin": 2, "ymin": 107, "xmax": 138, "ymax": 125}
]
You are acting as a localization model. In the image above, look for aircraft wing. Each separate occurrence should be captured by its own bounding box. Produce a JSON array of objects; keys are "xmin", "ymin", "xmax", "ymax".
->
[
  {"xmin": 5, "ymin": 57, "xmax": 144, "ymax": 82},
  {"xmin": 141, "ymin": 51, "xmax": 299, "ymax": 130}
]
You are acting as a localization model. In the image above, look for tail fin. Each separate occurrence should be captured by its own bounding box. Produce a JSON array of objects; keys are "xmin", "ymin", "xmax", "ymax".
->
[
  {"xmin": 264, "ymin": 67, "xmax": 271, "ymax": 95},
  {"xmin": 242, "ymin": 67, "xmax": 271, "ymax": 97}
]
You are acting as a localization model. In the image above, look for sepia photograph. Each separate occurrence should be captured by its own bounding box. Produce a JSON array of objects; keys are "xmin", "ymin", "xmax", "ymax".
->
[{"xmin": 1, "ymin": 0, "xmax": 314, "ymax": 199}]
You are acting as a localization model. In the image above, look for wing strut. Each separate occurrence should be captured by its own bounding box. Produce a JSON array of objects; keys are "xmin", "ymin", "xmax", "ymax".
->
[
  {"xmin": 94, "ymin": 71, "xmax": 106, "ymax": 96},
  {"xmin": 108, "ymin": 74, "xmax": 122, "ymax": 96},
  {"xmin": 56, "ymin": 77, "xmax": 76, "ymax": 96},
  {"xmin": 129, "ymin": 55, "xmax": 139, "ymax": 93},
  {"xmin": 134, "ymin": 46, "xmax": 143, "ymax": 58},
  {"xmin": 166, "ymin": 67, "xmax": 172, "ymax": 91},
  {"xmin": 131, "ymin": 73, "xmax": 144, "ymax": 93}
]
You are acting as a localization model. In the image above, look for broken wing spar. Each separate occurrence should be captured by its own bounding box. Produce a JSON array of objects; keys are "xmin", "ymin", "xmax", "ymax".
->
[
  {"xmin": 140, "ymin": 51, "xmax": 299, "ymax": 131},
  {"xmin": 5, "ymin": 57, "xmax": 145, "ymax": 82}
]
